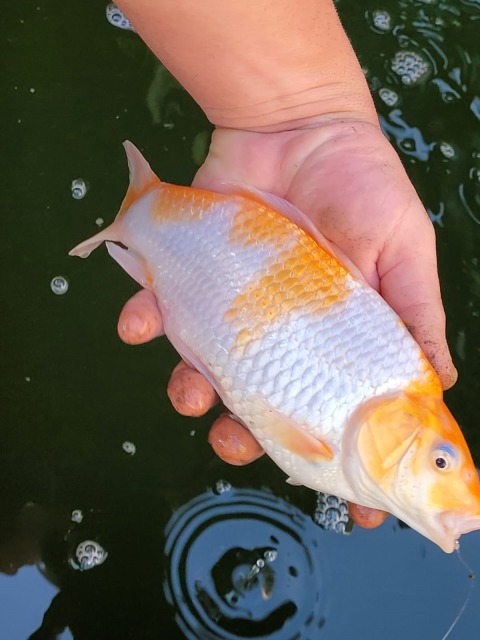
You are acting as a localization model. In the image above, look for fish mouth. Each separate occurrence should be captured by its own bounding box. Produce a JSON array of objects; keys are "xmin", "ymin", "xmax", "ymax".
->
[{"xmin": 436, "ymin": 511, "xmax": 480, "ymax": 553}]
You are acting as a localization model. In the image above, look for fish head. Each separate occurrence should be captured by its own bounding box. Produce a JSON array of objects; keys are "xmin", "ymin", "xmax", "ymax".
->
[{"xmin": 348, "ymin": 393, "xmax": 480, "ymax": 553}]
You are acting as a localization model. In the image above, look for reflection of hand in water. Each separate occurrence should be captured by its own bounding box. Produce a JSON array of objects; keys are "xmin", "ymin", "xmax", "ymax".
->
[
  {"xmin": 119, "ymin": 290, "xmax": 389, "ymax": 530},
  {"xmin": 0, "ymin": 503, "xmax": 50, "ymax": 576}
]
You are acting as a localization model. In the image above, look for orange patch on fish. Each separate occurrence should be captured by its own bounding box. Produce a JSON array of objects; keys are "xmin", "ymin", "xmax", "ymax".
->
[
  {"xmin": 428, "ymin": 482, "xmax": 466, "ymax": 510},
  {"xmin": 225, "ymin": 205, "xmax": 352, "ymax": 346},
  {"xmin": 149, "ymin": 185, "xmax": 227, "ymax": 224},
  {"xmin": 404, "ymin": 353, "xmax": 443, "ymax": 398}
]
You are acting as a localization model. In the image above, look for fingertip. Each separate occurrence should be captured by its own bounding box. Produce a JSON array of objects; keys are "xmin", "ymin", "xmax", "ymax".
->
[
  {"xmin": 167, "ymin": 361, "xmax": 219, "ymax": 417},
  {"xmin": 118, "ymin": 290, "xmax": 164, "ymax": 344},
  {"xmin": 347, "ymin": 502, "xmax": 389, "ymax": 529},
  {"xmin": 406, "ymin": 323, "xmax": 458, "ymax": 391},
  {"xmin": 208, "ymin": 415, "xmax": 265, "ymax": 466}
]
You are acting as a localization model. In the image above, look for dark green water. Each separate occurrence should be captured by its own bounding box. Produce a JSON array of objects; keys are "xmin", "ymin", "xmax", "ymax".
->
[{"xmin": 1, "ymin": 1, "xmax": 480, "ymax": 638}]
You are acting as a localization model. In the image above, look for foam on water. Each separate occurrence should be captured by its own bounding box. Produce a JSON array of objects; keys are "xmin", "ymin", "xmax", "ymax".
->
[{"xmin": 391, "ymin": 50, "xmax": 431, "ymax": 85}]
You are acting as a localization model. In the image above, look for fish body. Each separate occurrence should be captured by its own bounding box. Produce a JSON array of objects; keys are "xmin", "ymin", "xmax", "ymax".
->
[{"xmin": 71, "ymin": 142, "xmax": 480, "ymax": 552}]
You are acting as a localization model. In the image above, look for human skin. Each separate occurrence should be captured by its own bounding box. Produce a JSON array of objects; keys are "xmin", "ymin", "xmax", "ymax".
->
[{"xmin": 115, "ymin": 0, "xmax": 456, "ymax": 529}]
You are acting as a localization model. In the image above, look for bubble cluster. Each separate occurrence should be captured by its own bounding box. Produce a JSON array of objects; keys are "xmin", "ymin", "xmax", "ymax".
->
[
  {"xmin": 71, "ymin": 509, "xmax": 83, "ymax": 523},
  {"xmin": 372, "ymin": 10, "xmax": 392, "ymax": 32},
  {"xmin": 313, "ymin": 493, "xmax": 353, "ymax": 535},
  {"xmin": 379, "ymin": 88, "xmax": 399, "ymax": 107},
  {"xmin": 50, "ymin": 276, "xmax": 69, "ymax": 295},
  {"xmin": 122, "ymin": 441, "xmax": 136, "ymax": 455},
  {"xmin": 214, "ymin": 479, "xmax": 232, "ymax": 494},
  {"xmin": 105, "ymin": 3, "xmax": 135, "ymax": 31},
  {"xmin": 71, "ymin": 179, "xmax": 87, "ymax": 200},
  {"xmin": 72, "ymin": 540, "xmax": 108, "ymax": 571},
  {"xmin": 391, "ymin": 51, "xmax": 430, "ymax": 85}
]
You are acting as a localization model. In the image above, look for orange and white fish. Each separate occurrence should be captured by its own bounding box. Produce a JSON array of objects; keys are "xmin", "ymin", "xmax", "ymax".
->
[{"xmin": 70, "ymin": 142, "xmax": 480, "ymax": 553}]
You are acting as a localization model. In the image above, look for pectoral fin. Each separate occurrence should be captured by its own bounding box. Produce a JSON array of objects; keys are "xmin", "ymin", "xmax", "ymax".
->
[{"xmin": 255, "ymin": 398, "xmax": 333, "ymax": 463}]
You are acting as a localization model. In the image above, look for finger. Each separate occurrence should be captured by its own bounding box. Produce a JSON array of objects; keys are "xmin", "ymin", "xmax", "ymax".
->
[
  {"xmin": 118, "ymin": 290, "xmax": 164, "ymax": 345},
  {"xmin": 378, "ymin": 207, "xmax": 457, "ymax": 390},
  {"xmin": 167, "ymin": 361, "xmax": 219, "ymax": 417},
  {"xmin": 347, "ymin": 502, "xmax": 389, "ymax": 529},
  {"xmin": 208, "ymin": 413, "xmax": 265, "ymax": 466}
]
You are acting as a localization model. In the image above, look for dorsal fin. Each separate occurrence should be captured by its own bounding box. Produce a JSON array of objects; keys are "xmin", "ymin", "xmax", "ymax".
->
[{"xmin": 118, "ymin": 141, "xmax": 161, "ymax": 217}]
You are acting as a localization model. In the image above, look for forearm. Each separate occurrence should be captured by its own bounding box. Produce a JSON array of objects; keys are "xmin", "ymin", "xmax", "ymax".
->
[{"xmin": 116, "ymin": 0, "xmax": 378, "ymax": 130}]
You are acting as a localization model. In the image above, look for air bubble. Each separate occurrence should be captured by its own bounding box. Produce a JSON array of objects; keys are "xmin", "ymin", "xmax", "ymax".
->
[
  {"xmin": 391, "ymin": 50, "xmax": 430, "ymax": 86},
  {"xmin": 71, "ymin": 509, "xmax": 83, "ymax": 523},
  {"xmin": 105, "ymin": 3, "xmax": 135, "ymax": 31},
  {"xmin": 440, "ymin": 142, "xmax": 455, "ymax": 159},
  {"xmin": 400, "ymin": 138, "xmax": 416, "ymax": 152},
  {"xmin": 335, "ymin": 521, "xmax": 346, "ymax": 534},
  {"xmin": 264, "ymin": 549, "xmax": 277, "ymax": 563},
  {"xmin": 379, "ymin": 88, "xmax": 399, "ymax": 106},
  {"xmin": 122, "ymin": 441, "xmax": 136, "ymax": 455},
  {"xmin": 469, "ymin": 167, "xmax": 480, "ymax": 183},
  {"xmin": 95, "ymin": 217, "xmax": 104, "ymax": 227},
  {"xmin": 72, "ymin": 540, "xmax": 108, "ymax": 571},
  {"xmin": 71, "ymin": 179, "xmax": 87, "ymax": 200},
  {"xmin": 371, "ymin": 9, "xmax": 392, "ymax": 32},
  {"xmin": 50, "ymin": 276, "xmax": 69, "ymax": 295}
]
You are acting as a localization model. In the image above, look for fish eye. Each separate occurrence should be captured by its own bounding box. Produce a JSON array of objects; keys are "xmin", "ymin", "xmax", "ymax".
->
[{"xmin": 433, "ymin": 443, "xmax": 458, "ymax": 472}]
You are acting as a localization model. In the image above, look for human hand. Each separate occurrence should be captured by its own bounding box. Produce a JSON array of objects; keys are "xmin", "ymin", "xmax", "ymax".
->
[{"xmin": 117, "ymin": 119, "xmax": 456, "ymax": 528}]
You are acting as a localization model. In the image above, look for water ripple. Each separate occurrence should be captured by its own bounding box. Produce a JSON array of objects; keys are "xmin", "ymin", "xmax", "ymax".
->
[{"xmin": 164, "ymin": 487, "xmax": 326, "ymax": 640}]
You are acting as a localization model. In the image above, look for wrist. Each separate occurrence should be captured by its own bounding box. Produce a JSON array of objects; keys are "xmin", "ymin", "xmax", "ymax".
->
[{"xmin": 206, "ymin": 80, "xmax": 379, "ymax": 132}]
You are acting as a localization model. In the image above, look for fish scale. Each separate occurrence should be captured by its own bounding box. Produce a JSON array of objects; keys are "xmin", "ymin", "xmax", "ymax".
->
[{"xmin": 70, "ymin": 142, "xmax": 480, "ymax": 552}]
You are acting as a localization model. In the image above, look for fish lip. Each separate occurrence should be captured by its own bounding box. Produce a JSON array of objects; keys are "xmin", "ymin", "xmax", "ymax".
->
[{"xmin": 436, "ymin": 511, "xmax": 480, "ymax": 553}]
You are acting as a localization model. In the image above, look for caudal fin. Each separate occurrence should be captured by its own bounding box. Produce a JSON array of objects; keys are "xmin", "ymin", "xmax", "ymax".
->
[{"xmin": 69, "ymin": 141, "xmax": 160, "ymax": 259}]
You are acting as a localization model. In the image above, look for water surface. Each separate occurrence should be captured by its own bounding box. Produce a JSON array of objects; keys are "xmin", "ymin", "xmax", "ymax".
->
[{"xmin": 2, "ymin": 0, "xmax": 480, "ymax": 638}]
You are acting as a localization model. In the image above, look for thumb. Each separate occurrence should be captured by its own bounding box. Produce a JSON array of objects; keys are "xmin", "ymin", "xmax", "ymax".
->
[{"xmin": 378, "ymin": 205, "xmax": 457, "ymax": 390}]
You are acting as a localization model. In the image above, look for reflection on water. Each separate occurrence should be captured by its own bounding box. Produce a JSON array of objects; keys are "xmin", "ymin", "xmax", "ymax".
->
[
  {"xmin": 355, "ymin": 0, "xmax": 480, "ymax": 238},
  {"xmin": 164, "ymin": 486, "xmax": 326, "ymax": 640}
]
